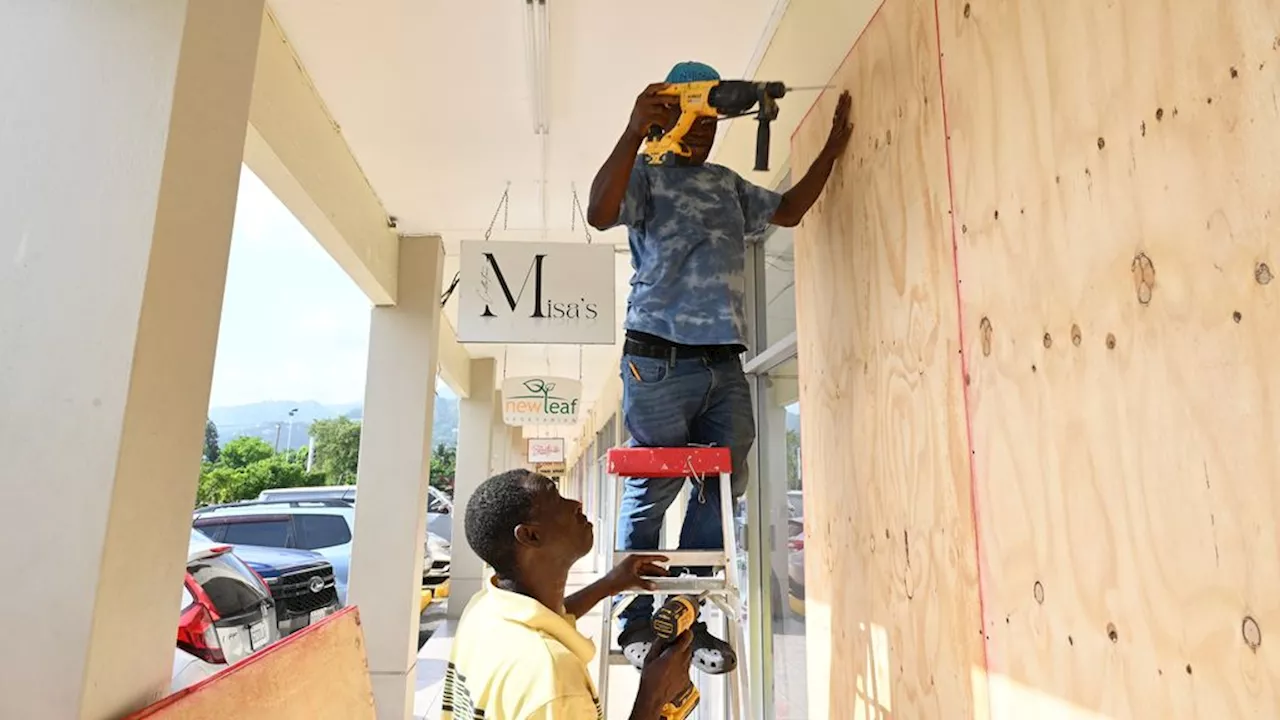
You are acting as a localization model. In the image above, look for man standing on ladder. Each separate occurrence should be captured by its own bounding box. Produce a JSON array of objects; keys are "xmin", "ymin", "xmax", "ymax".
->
[{"xmin": 586, "ymin": 60, "xmax": 852, "ymax": 673}]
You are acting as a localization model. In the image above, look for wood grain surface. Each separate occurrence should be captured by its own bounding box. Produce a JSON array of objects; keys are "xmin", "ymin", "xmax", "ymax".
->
[
  {"xmin": 125, "ymin": 608, "xmax": 376, "ymax": 720},
  {"xmin": 791, "ymin": 0, "xmax": 987, "ymax": 716},
  {"xmin": 793, "ymin": 0, "xmax": 1280, "ymax": 716},
  {"xmin": 939, "ymin": 0, "xmax": 1280, "ymax": 716}
]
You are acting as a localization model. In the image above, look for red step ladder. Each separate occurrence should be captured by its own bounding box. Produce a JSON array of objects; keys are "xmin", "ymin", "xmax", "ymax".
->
[{"xmin": 596, "ymin": 446, "xmax": 746, "ymax": 719}]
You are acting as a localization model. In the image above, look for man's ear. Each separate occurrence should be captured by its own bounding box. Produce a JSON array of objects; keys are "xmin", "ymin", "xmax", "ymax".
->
[{"xmin": 513, "ymin": 522, "xmax": 542, "ymax": 548}]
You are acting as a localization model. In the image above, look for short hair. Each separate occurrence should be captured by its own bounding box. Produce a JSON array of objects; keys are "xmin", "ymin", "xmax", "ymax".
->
[{"xmin": 464, "ymin": 469, "xmax": 541, "ymax": 577}]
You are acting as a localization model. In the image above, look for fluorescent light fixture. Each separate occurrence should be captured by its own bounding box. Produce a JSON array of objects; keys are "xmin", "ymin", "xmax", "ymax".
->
[{"xmin": 523, "ymin": 0, "xmax": 550, "ymax": 135}]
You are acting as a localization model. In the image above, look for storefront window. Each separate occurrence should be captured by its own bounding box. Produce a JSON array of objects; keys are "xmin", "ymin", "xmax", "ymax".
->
[
  {"xmin": 761, "ymin": 357, "xmax": 805, "ymax": 718},
  {"xmin": 762, "ymin": 225, "xmax": 797, "ymax": 348}
]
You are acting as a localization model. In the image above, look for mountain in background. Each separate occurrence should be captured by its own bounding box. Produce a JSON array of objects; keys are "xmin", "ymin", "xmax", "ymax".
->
[{"xmin": 209, "ymin": 395, "xmax": 458, "ymax": 451}]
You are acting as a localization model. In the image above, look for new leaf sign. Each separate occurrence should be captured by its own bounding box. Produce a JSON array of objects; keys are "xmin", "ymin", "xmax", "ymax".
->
[
  {"xmin": 502, "ymin": 376, "xmax": 582, "ymax": 426},
  {"xmin": 457, "ymin": 240, "xmax": 616, "ymax": 345}
]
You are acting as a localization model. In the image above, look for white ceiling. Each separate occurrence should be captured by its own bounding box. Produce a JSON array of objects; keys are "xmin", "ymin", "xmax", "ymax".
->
[{"xmin": 266, "ymin": 0, "xmax": 783, "ymax": 439}]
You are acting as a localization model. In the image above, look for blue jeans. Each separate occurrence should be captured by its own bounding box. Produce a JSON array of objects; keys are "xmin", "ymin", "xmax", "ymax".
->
[{"xmin": 615, "ymin": 352, "xmax": 755, "ymax": 634}]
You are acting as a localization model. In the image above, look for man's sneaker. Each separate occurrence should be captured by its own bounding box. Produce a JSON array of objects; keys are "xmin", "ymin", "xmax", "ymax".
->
[
  {"xmin": 691, "ymin": 621, "xmax": 736, "ymax": 675},
  {"xmin": 618, "ymin": 623, "xmax": 654, "ymax": 671}
]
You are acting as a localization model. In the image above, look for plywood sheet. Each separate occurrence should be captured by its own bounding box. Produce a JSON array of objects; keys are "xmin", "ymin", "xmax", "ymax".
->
[
  {"xmin": 936, "ymin": 0, "xmax": 1280, "ymax": 717},
  {"xmin": 126, "ymin": 608, "xmax": 375, "ymax": 720},
  {"xmin": 790, "ymin": 0, "xmax": 988, "ymax": 716}
]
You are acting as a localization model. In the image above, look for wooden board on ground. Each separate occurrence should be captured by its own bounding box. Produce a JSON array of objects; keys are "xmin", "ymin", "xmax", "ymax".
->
[
  {"xmin": 790, "ymin": 0, "xmax": 988, "ymax": 716},
  {"xmin": 126, "ymin": 607, "xmax": 375, "ymax": 720},
  {"xmin": 937, "ymin": 0, "xmax": 1280, "ymax": 716}
]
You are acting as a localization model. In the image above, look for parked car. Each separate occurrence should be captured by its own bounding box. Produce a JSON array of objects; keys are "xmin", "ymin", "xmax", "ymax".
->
[
  {"xmin": 171, "ymin": 537, "xmax": 279, "ymax": 692},
  {"xmin": 192, "ymin": 500, "xmax": 449, "ymax": 609},
  {"xmin": 786, "ymin": 490, "xmax": 805, "ymax": 617},
  {"xmin": 189, "ymin": 529, "xmax": 340, "ymax": 636},
  {"xmin": 256, "ymin": 484, "xmax": 455, "ymax": 541}
]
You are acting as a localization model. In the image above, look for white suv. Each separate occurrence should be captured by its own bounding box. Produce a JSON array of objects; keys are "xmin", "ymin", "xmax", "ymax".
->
[{"xmin": 192, "ymin": 500, "xmax": 450, "ymax": 607}]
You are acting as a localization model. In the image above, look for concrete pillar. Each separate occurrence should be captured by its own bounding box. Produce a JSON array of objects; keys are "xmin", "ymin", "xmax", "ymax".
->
[
  {"xmin": 488, "ymin": 388, "xmax": 506, "ymax": 476},
  {"xmin": 0, "ymin": 3, "xmax": 263, "ymax": 717},
  {"xmin": 348, "ymin": 236, "xmax": 444, "ymax": 720},
  {"xmin": 447, "ymin": 358, "xmax": 496, "ymax": 619}
]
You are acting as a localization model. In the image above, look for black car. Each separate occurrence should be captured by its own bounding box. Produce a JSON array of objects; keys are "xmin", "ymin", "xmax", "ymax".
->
[{"xmin": 190, "ymin": 529, "xmax": 340, "ymax": 636}]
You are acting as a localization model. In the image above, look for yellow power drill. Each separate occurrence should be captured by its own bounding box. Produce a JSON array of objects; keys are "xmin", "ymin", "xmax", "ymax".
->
[
  {"xmin": 642, "ymin": 80, "xmax": 789, "ymax": 172},
  {"xmin": 648, "ymin": 594, "xmax": 704, "ymax": 720}
]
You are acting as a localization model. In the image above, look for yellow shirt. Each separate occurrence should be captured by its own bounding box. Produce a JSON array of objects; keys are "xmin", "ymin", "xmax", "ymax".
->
[{"xmin": 442, "ymin": 578, "xmax": 602, "ymax": 719}]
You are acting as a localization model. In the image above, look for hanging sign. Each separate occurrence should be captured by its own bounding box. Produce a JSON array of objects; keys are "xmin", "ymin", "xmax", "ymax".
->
[
  {"xmin": 527, "ymin": 437, "xmax": 567, "ymax": 464},
  {"xmin": 457, "ymin": 241, "xmax": 616, "ymax": 344},
  {"xmin": 503, "ymin": 377, "xmax": 582, "ymax": 426},
  {"xmin": 534, "ymin": 462, "xmax": 566, "ymax": 476}
]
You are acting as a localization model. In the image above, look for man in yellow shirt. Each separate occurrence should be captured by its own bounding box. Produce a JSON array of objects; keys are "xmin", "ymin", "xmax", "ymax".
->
[{"xmin": 443, "ymin": 469, "xmax": 693, "ymax": 719}]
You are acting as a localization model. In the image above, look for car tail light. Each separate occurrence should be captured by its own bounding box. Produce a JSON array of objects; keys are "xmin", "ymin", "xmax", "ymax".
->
[{"xmin": 177, "ymin": 584, "xmax": 225, "ymax": 664}]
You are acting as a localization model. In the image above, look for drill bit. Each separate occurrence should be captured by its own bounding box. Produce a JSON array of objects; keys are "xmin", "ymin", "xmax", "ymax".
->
[{"xmin": 786, "ymin": 84, "xmax": 837, "ymax": 92}]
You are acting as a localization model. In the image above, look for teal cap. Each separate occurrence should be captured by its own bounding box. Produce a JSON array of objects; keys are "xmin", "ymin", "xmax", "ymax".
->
[{"xmin": 665, "ymin": 61, "xmax": 720, "ymax": 84}]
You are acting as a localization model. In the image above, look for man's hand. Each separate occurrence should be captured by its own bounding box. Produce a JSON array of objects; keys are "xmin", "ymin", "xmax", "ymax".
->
[
  {"xmin": 822, "ymin": 90, "xmax": 853, "ymax": 159},
  {"xmin": 631, "ymin": 630, "xmax": 694, "ymax": 720},
  {"xmin": 627, "ymin": 84, "xmax": 680, "ymax": 140},
  {"xmin": 562, "ymin": 554, "xmax": 668, "ymax": 619},
  {"xmin": 771, "ymin": 89, "xmax": 854, "ymax": 227},
  {"xmin": 602, "ymin": 553, "xmax": 669, "ymax": 594}
]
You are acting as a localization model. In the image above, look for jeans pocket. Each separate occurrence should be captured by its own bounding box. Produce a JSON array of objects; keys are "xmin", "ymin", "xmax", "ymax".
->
[{"xmin": 622, "ymin": 355, "xmax": 669, "ymax": 384}]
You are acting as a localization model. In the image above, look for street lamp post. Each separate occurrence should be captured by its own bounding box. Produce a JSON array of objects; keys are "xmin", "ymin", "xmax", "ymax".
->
[{"xmin": 285, "ymin": 407, "xmax": 299, "ymax": 452}]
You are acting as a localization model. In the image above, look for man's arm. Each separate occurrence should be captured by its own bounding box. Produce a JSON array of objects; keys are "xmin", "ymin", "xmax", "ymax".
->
[
  {"xmin": 587, "ymin": 129, "xmax": 647, "ymax": 230},
  {"xmin": 563, "ymin": 554, "xmax": 668, "ymax": 620},
  {"xmin": 771, "ymin": 90, "xmax": 854, "ymax": 228},
  {"xmin": 588, "ymin": 84, "xmax": 677, "ymax": 230},
  {"xmin": 562, "ymin": 577, "xmax": 614, "ymax": 620}
]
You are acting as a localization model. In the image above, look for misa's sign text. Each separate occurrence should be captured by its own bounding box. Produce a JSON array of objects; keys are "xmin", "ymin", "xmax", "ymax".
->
[{"xmin": 458, "ymin": 241, "xmax": 616, "ymax": 344}]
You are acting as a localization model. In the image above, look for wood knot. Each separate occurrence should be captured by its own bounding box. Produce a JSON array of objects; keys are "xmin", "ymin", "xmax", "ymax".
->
[
  {"xmin": 980, "ymin": 317, "xmax": 994, "ymax": 356},
  {"xmin": 1132, "ymin": 253, "xmax": 1156, "ymax": 304},
  {"xmin": 1243, "ymin": 616, "xmax": 1262, "ymax": 651},
  {"xmin": 1107, "ymin": 622, "xmax": 1119, "ymax": 643},
  {"xmin": 1106, "ymin": 333, "xmax": 1117, "ymax": 349},
  {"xmin": 1071, "ymin": 324, "xmax": 1082, "ymax": 346},
  {"xmin": 1043, "ymin": 332, "xmax": 1053, "ymax": 349},
  {"xmin": 1033, "ymin": 581, "xmax": 1045, "ymax": 604},
  {"xmin": 1256, "ymin": 262, "xmax": 1273, "ymax": 285}
]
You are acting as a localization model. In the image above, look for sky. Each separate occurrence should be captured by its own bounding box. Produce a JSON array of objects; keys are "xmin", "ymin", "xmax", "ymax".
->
[{"xmin": 208, "ymin": 167, "xmax": 373, "ymax": 409}]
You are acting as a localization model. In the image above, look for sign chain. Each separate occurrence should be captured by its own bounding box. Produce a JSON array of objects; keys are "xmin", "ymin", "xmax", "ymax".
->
[
  {"xmin": 443, "ymin": 183, "xmax": 510, "ymax": 308},
  {"xmin": 570, "ymin": 184, "xmax": 592, "ymax": 244}
]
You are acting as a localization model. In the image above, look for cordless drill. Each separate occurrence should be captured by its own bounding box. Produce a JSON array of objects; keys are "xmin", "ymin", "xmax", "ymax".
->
[
  {"xmin": 648, "ymin": 594, "xmax": 703, "ymax": 720},
  {"xmin": 642, "ymin": 80, "xmax": 788, "ymax": 172}
]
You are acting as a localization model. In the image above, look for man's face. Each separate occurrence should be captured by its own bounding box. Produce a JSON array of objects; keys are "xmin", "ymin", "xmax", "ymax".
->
[
  {"xmin": 525, "ymin": 473, "xmax": 594, "ymax": 561},
  {"xmin": 681, "ymin": 116, "xmax": 717, "ymax": 165}
]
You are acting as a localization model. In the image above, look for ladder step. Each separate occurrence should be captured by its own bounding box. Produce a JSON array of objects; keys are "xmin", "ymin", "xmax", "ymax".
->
[
  {"xmin": 614, "ymin": 550, "xmax": 728, "ymax": 569},
  {"xmin": 621, "ymin": 576, "xmax": 734, "ymax": 595},
  {"xmin": 607, "ymin": 446, "xmax": 732, "ymax": 478}
]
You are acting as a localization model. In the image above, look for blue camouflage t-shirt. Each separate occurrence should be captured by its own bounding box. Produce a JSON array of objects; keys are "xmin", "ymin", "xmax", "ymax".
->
[{"xmin": 611, "ymin": 159, "xmax": 783, "ymax": 347}]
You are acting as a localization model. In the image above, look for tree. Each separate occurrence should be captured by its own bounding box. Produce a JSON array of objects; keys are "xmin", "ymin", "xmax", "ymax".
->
[
  {"xmin": 310, "ymin": 416, "xmax": 362, "ymax": 484},
  {"xmin": 430, "ymin": 443, "xmax": 456, "ymax": 496},
  {"xmin": 220, "ymin": 436, "xmax": 275, "ymax": 469},
  {"xmin": 204, "ymin": 419, "xmax": 220, "ymax": 463},
  {"xmin": 785, "ymin": 428, "xmax": 802, "ymax": 491}
]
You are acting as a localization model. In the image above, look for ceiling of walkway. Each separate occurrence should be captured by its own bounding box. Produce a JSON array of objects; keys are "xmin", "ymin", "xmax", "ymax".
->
[{"xmin": 267, "ymin": 0, "xmax": 784, "ymax": 438}]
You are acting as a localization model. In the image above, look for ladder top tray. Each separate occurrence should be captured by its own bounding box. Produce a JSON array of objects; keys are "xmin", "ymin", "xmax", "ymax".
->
[{"xmin": 606, "ymin": 446, "xmax": 732, "ymax": 478}]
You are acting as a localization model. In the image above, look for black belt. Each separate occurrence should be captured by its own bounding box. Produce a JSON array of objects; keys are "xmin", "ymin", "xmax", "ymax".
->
[{"xmin": 623, "ymin": 337, "xmax": 742, "ymax": 363}]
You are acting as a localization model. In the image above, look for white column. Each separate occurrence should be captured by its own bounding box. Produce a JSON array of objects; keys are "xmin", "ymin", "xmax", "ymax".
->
[
  {"xmin": 447, "ymin": 358, "xmax": 496, "ymax": 619},
  {"xmin": 0, "ymin": 3, "xmax": 263, "ymax": 718},
  {"xmin": 348, "ymin": 236, "xmax": 444, "ymax": 720},
  {"xmin": 488, "ymin": 389, "xmax": 507, "ymax": 475}
]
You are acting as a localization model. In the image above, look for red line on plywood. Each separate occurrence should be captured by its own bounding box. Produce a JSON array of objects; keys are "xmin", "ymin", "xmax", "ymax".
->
[
  {"xmin": 790, "ymin": 0, "xmax": 890, "ymax": 143},
  {"xmin": 930, "ymin": 0, "xmax": 994, "ymax": 694}
]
